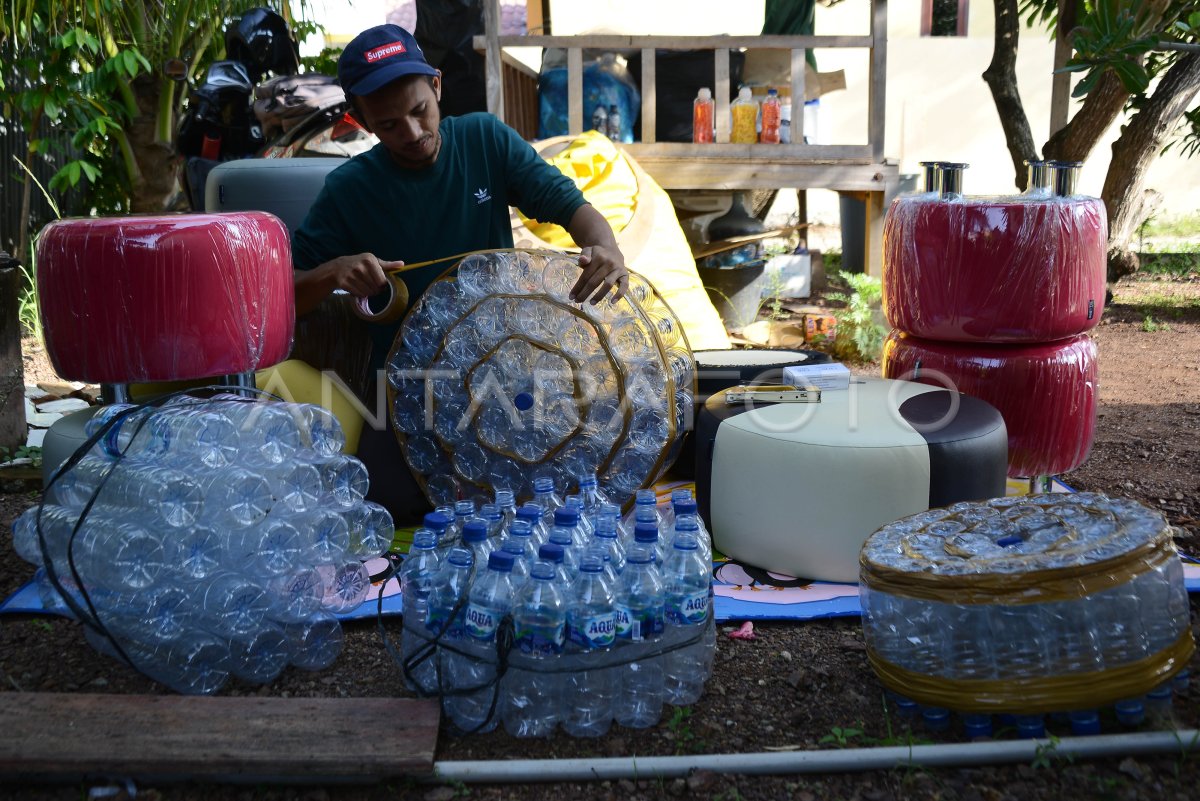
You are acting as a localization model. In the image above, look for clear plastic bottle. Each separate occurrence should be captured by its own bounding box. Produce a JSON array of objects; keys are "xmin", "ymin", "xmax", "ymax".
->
[
  {"xmin": 400, "ymin": 529, "xmax": 442, "ymax": 694},
  {"xmin": 516, "ymin": 503, "xmax": 549, "ymax": 550},
  {"xmin": 494, "ymin": 489, "xmax": 518, "ymax": 530},
  {"xmin": 531, "ymin": 478, "xmax": 563, "ymax": 527},
  {"xmin": 562, "ymin": 555, "xmax": 617, "ymax": 737},
  {"xmin": 730, "ymin": 86, "xmax": 758, "ymax": 144},
  {"xmin": 663, "ymin": 488, "xmax": 694, "ymax": 531},
  {"xmin": 266, "ymin": 567, "xmax": 325, "ymax": 623},
  {"xmin": 500, "ymin": 537, "xmax": 532, "ymax": 589},
  {"xmin": 592, "ymin": 515, "xmax": 626, "ymax": 578},
  {"xmin": 445, "ymin": 550, "xmax": 516, "ymax": 733},
  {"xmin": 692, "ymin": 87, "xmax": 714, "ymax": 143},
  {"xmin": 575, "ymin": 474, "xmax": 609, "ymax": 528},
  {"xmin": 552, "ymin": 507, "xmax": 588, "ymax": 551},
  {"xmin": 503, "ymin": 544, "xmax": 569, "ymax": 737},
  {"xmin": 230, "ymin": 622, "xmax": 291, "ymax": 685},
  {"xmin": 200, "ymin": 572, "xmax": 271, "ymax": 637},
  {"xmin": 287, "ymin": 610, "xmax": 344, "ymax": 671},
  {"xmin": 546, "ymin": 524, "xmax": 581, "ymax": 584},
  {"xmin": 779, "ymin": 102, "xmax": 792, "ymax": 144},
  {"xmin": 607, "ymin": 104, "xmax": 622, "ymax": 142},
  {"xmin": 672, "ymin": 506, "xmax": 711, "ymax": 562},
  {"xmin": 428, "ymin": 547, "xmax": 475, "ymax": 695},
  {"xmin": 71, "ymin": 460, "xmax": 203, "ymax": 529},
  {"xmin": 480, "ymin": 503, "xmax": 504, "ymax": 540},
  {"xmin": 345, "ymin": 501, "xmax": 396, "ymax": 560},
  {"xmin": 633, "ymin": 521, "xmax": 665, "ymax": 566},
  {"xmin": 661, "ymin": 532, "xmax": 710, "ymax": 706},
  {"xmin": 451, "ymin": 500, "xmax": 477, "ymax": 541},
  {"xmin": 461, "ymin": 519, "xmax": 494, "ymax": 574},
  {"xmin": 563, "ymin": 496, "xmax": 593, "ymax": 539},
  {"xmin": 613, "ymin": 545, "xmax": 665, "ymax": 728},
  {"xmin": 759, "ymin": 88, "xmax": 781, "ymax": 143},
  {"xmin": 591, "ymin": 103, "xmax": 608, "ymax": 135}
]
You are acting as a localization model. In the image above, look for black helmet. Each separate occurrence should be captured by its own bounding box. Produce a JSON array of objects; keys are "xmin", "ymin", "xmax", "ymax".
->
[{"xmin": 225, "ymin": 7, "xmax": 298, "ymax": 82}]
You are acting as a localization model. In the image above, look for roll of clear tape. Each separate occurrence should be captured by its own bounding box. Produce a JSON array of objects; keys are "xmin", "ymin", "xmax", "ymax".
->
[{"xmin": 353, "ymin": 274, "xmax": 410, "ymax": 325}]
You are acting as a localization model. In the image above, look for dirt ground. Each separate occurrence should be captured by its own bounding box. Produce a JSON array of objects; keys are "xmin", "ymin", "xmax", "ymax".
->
[{"xmin": 1, "ymin": 274, "xmax": 1199, "ymax": 801}]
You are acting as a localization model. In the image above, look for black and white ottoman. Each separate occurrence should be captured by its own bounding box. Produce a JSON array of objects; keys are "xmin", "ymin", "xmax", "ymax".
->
[{"xmin": 694, "ymin": 377, "xmax": 1008, "ymax": 582}]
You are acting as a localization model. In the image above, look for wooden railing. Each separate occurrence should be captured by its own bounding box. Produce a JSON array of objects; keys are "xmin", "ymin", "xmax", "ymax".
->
[{"xmin": 475, "ymin": 0, "xmax": 898, "ymax": 274}]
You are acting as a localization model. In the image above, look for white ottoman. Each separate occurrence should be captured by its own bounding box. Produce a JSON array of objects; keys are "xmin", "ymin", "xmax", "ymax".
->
[{"xmin": 694, "ymin": 377, "xmax": 1007, "ymax": 582}]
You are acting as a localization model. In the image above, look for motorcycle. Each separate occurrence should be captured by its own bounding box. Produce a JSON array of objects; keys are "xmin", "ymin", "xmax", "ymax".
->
[{"xmin": 174, "ymin": 7, "xmax": 376, "ymax": 210}]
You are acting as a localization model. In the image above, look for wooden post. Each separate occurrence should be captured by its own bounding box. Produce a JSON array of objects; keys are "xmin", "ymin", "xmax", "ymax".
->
[
  {"xmin": 868, "ymin": 0, "xmax": 888, "ymax": 163},
  {"xmin": 1050, "ymin": 0, "xmax": 1077, "ymax": 137},
  {"xmin": 0, "ymin": 251, "xmax": 26, "ymax": 457},
  {"xmin": 791, "ymin": 47, "xmax": 806, "ymax": 143},
  {"xmin": 641, "ymin": 48, "xmax": 657, "ymax": 143},
  {"xmin": 714, "ymin": 48, "xmax": 731, "ymax": 144},
  {"xmin": 568, "ymin": 47, "xmax": 584, "ymax": 134},
  {"xmin": 483, "ymin": 0, "xmax": 505, "ymax": 120}
]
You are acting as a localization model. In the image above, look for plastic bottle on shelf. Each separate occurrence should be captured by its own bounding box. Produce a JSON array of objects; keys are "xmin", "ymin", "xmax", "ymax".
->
[
  {"xmin": 730, "ymin": 86, "xmax": 758, "ymax": 144},
  {"xmin": 661, "ymin": 532, "xmax": 710, "ymax": 706},
  {"xmin": 607, "ymin": 104, "xmax": 622, "ymax": 142},
  {"xmin": 399, "ymin": 529, "xmax": 442, "ymax": 694},
  {"xmin": 591, "ymin": 104, "xmax": 608, "ymax": 135},
  {"xmin": 780, "ymin": 102, "xmax": 792, "ymax": 144},
  {"xmin": 613, "ymin": 544, "xmax": 666, "ymax": 729},
  {"xmin": 760, "ymin": 88, "xmax": 781, "ymax": 143},
  {"xmin": 693, "ymin": 87, "xmax": 714, "ymax": 143},
  {"xmin": 562, "ymin": 554, "xmax": 617, "ymax": 737},
  {"xmin": 445, "ymin": 550, "xmax": 516, "ymax": 733},
  {"xmin": 503, "ymin": 543, "xmax": 569, "ymax": 738}
]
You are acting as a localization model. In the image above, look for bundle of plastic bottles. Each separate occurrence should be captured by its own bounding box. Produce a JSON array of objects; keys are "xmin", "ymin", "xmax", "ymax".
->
[
  {"xmin": 396, "ymin": 482, "xmax": 716, "ymax": 736},
  {"xmin": 860, "ymin": 493, "xmax": 1193, "ymax": 724},
  {"xmin": 386, "ymin": 249, "xmax": 695, "ymax": 511},
  {"xmin": 10, "ymin": 394, "xmax": 395, "ymax": 695}
]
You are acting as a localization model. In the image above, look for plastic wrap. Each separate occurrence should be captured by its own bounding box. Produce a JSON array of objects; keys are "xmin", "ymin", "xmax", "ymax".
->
[
  {"xmin": 386, "ymin": 248, "xmax": 695, "ymax": 510},
  {"xmin": 882, "ymin": 330, "xmax": 1098, "ymax": 478},
  {"xmin": 882, "ymin": 192, "xmax": 1107, "ymax": 342},
  {"xmin": 36, "ymin": 212, "xmax": 294, "ymax": 384},
  {"xmin": 859, "ymin": 493, "xmax": 1193, "ymax": 712}
]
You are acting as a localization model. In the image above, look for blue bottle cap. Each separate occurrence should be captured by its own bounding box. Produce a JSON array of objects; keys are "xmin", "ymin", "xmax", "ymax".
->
[
  {"xmin": 675, "ymin": 498, "xmax": 698, "ymax": 515},
  {"xmin": 516, "ymin": 503, "xmax": 542, "ymax": 522},
  {"xmin": 487, "ymin": 550, "xmax": 515, "ymax": 572},
  {"xmin": 634, "ymin": 522, "xmax": 660, "ymax": 542},
  {"xmin": 462, "ymin": 520, "xmax": 489, "ymax": 542},
  {"xmin": 554, "ymin": 508, "xmax": 580, "ymax": 527},
  {"xmin": 423, "ymin": 511, "xmax": 452, "ymax": 531},
  {"xmin": 538, "ymin": 542, "xmax": 565, "ymax": 563}
]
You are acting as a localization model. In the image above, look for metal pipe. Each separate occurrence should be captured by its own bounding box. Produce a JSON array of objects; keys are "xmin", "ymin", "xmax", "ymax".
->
[
  {"xmin": 918, "ymin": 161, "xmax": 942, "ymax": 193},
  {"xmin": 938, "ymin": 163, "xmax": 968, "ymax": 197},
  {"xmin": 431, "ymin": 730, "xmax": 1200, "ymax": 784},
  {"xmin": 1024, "ymin": 159, "xmax": 1049, "ymax": 192},
  {"xmin": 1048, "ymin": 160, "xmax": 1082, "ymax": 197}
]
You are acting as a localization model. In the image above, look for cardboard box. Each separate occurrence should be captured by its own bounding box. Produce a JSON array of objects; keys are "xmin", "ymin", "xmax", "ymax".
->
[
  {"xmin": 783, "ymin": 362, "xmax": 851, "ymax": 392},
  {"xmin": 803, "ymin": 313, "xmax": 838, "ymax": 343}
]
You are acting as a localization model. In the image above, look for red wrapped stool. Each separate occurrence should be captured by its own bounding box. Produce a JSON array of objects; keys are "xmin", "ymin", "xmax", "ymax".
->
[
  {"xmin": 36, "ymin": 212, "xmax": 294, "ymax": 393},
  {"xmin": 882, "ymin": 188, "xmax": 1106, "ymax": 343},
  {"xmin": 881, "ymin": 330, "xmax": 1098, "ymax": 479}
]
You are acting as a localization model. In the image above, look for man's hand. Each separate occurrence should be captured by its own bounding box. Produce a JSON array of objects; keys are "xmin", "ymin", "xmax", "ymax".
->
[
  {"xmin": 322, "ymin": 253, "xmax": 401, "ymax": 297},
  {"xmin": 570, "ymin": 243, "xmax": 629, "ymax": 305},
  {"xmin": 294, "ymin": 253, "xmax": 403, "ymax": 317}
]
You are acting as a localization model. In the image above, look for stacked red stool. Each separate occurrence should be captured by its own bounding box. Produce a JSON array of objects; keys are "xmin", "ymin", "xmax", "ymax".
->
[
  {"xmin": 35, "ymin": 212, "xmax": 295, "ymax": 476},
  {"xmin": 880, "ymin": 162, "xmax": 1105, "ymax": 481}
]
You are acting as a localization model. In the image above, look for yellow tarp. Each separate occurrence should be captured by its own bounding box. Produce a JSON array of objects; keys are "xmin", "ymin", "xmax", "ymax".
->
[{"xmin": 516, "ymin": 131, "xmax": 731, "ymax": 352}]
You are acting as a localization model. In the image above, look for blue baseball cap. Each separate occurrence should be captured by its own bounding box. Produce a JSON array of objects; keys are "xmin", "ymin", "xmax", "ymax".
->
[{"xmin": 337, "ymin": 24, "xmax": 438, "ymax": 97}]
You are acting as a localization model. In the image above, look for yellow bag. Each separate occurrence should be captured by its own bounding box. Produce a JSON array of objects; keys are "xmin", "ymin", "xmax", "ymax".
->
[{"xmin": 515, "ymin": 132, "xmax": 731, "ymax": 351}]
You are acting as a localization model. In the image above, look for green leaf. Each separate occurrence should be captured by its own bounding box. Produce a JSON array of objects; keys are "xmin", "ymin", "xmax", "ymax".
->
[
  {"xmin": 1095, "ymin": 0, "xmax": 1116, "ymax": 37},
  {"xmin": 43, "ymin": 98, "xmax": 61, "ymax": 118},
  {"xmin": 1189, "ymin": 12, "xmax": 1200, "ymax": 30},
  {"xmin": 79, "ymin": 161, "xmax": 99, "ymax": 182},
  {"xmin": 67, "ymin": 161, "xmax": 81, "ymax": 186},
  {"xmin": 122, "ymin": 50, "xmax": 138, "ymax": 77},
  {"xmin": 1071, "ymin": 67, "xmax": 1103, "ymax": 98},
  {"xmin": 1111, "ymin": 59, "xmax": 1150, "ymax": 94}
]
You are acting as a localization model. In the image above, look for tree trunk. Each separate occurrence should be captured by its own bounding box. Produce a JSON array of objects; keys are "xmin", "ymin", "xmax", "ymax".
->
[
  {"xmin": 983, "ymin": 0, "xmax": 1039, "ymax": 190},
  {"xmin": 127, "ymin": 76, "xmax": 178, "ymax": 213},
  {"xmin": 0, "ymin": 252, "xmax": 26, "ymax": 458},
  {"xmin": 1042, "ymin": 70, "xmax": 1130, "ymax": 162},
  {"xmin": 1102, "ymin": 53, "xmax": 1200, "ymax": 282}
]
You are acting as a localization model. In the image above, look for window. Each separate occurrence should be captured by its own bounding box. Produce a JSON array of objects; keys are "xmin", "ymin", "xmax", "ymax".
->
[{"xmin": 921, "ymin": 0, "xmax": 970, "ymax": 37}]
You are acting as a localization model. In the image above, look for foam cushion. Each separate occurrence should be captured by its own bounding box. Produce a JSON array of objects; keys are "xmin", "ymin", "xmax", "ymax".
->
[{"xmin": 694, "ymin": 377, "xmax": 1007, "ymax": 582}]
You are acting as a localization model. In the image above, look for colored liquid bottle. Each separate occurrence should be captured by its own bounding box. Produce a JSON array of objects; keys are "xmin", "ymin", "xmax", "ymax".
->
[
  {"xmin": 760, "ymin": 88, "xmax": 781, "ymax": 144},
  {"xmin": 730, "ymin": 86, "xmax": 758, "ymax": 144},
  {"xmin": 693, "ymin": 87, "xmax": 714, "ymax": 143}
]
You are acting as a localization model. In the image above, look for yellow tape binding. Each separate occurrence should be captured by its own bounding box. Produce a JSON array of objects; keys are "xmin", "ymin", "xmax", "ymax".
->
[
  {"xmin": 860, "ymin": 530, "xmax": 1178, "ymax": 606},
  {"xmin": 868, "ymin": 630, "xmax": 1195, "ymax": 714},
  {"xmin": 353, "ymin": 274, "xmax": 410, "ymax": 324}
]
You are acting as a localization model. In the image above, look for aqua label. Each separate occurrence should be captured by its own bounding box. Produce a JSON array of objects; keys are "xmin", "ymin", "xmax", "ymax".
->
[
  {"xmin": 667, "ymin": 591, "xmax": 709, "ymax": 625},
  {"xmin": 618, "ymin": 603, "xmax": 665, "ymax": 641},
  {"xmin": 465, "ymin": 603, "xmax": 502, "ymax": 640},
  {"xmin": 568, "ymin": 611, "xmax": 616, "ymax": 649}
]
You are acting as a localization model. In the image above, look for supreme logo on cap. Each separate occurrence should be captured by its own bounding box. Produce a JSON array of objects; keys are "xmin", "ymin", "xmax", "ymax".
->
[{"xmin": 365, "ymin": 41, "xmax": 407, "ymax": 62}]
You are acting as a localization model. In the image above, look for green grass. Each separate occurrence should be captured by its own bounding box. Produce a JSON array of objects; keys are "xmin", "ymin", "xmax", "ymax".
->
[
  {"xmin": 1142, "ymin": 315, "xmax": 1172, "ymax": 332},
  {"xmin": 1137, "ymin": 243, "xmax": 1200, "ymax": 277},
  {"xmin": 1140, "ymin": 211, "xmax": 1200, "ymax": 239}
]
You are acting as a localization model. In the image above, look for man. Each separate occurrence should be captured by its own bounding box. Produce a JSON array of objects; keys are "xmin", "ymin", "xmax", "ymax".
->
[
  {"xmin": 291, "ymin": 24, "xmax": 629, "ymax": 520},
  {"xmin": 292, "ymin": 23, "xmax": 628, "ymax": 359}
]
